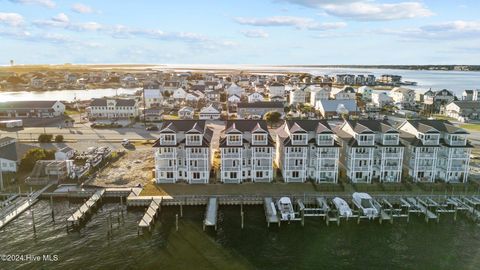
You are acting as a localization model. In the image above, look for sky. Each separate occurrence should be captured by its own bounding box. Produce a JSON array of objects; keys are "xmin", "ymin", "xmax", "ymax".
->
[{"xmin": 0, "ymin": 0, "xmax": 479, "ymax": 65}]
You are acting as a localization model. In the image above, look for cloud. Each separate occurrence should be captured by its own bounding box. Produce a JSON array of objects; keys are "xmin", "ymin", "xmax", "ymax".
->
[
  {"xmin": 33, "ymin": 14, "xmax": 103, "ymax": 31},
  {"xmin": 0, "ymin": 12, "xmax": 24, "ymax": 26},
  {"xmin": 71, "ymin": 3, "xmax": 95, "ymax": 14},
  {"xmin": 234, "ymin": 16, "xmax": 346, "ymax": 30},
  {"xmin": 322, "ymin": 2, "xmax": 433, "ymax": 21},
  {"xmin": 52, "ymin": 13, "xmax": 69, "ymax": 23},
  {"xmin": 277, "ymin": 0, "xmax": 433, "ymax": 21},
  {"xmin": 380, "ymin": 20, "xmax": 480, "ymax": 40},
  {"xmin": 9, "ymin": 0, "xmax": 55, "ymax": 8},
  {"xmin": 241, "ymin": 29, "xmax": 269, "ymax": 38}
]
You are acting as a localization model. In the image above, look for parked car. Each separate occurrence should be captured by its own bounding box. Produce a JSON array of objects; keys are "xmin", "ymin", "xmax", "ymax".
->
[{"xmin": 121, "ymin": 139, "xmax": 130, "ymax": 146}]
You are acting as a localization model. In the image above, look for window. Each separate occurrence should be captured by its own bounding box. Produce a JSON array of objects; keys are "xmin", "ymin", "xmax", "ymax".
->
[
  {"xmin": 292, "ymin": 171, "xmax": 299, "ymax": 178},
  {"xmin": 167, "ymin": 172, "xmax": 174, "ymax": 178},
  {"xmin": 193, "ymin": 172, "xmax": 200, "ymax": 179},
  {"xmin": 256, "ymin": 171, "xmax": 263, "ymax": 178}
]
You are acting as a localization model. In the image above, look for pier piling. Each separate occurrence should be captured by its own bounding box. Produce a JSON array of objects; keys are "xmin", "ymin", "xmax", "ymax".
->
[
  {"xmin": 176, "ymin": 214, "xmax": 179, "ymax": 231},
  {"xmin": 50, "ymin": 196, "xmax": 55, "ymax": 222}
]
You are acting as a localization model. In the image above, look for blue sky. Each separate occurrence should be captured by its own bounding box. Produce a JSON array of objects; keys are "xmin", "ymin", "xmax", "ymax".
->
[{"xmin": 0, "ymin": 0, "xmax": 479, "ymax": 65}]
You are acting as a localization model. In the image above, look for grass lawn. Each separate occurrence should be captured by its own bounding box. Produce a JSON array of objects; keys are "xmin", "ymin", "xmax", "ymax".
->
[
  {"xmin": 431, "ymin": 114, "xmax": 456, "ymax": 121},
  {"xmin": 163, "ymin": 114, "xmax": 180, "ymax": 120},
  {"xmin": 460, "ymin": 123, "xmax": 480, "ymax": 132}
]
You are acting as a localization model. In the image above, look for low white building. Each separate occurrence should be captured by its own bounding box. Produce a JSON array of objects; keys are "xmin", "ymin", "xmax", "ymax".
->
[
  {"xmin": 309, "ymin": 86, "xmax": 330, "ymax": 106},
  {"xmin": 248, "ymin": 92, "xmax": 265, "ymax": 103},
  {"xmin": 88, "ymin": 98, "xmax": 139, "ymax": 119},
  {"xmin": 178, "ymin": 106, "xmax": 194, "ymax": 119},
  {"xmin": 331, "ymin": 86, "xmax": 356, "ymax": 100},
  {"xmin": 268, "ymin": 83, "xmax": 285, "ymax": 100},
  {"xmin": 143, "ymin": 89, "xmax": 163, "ymax": 108},
  {"xmin": 199, "ymin": 104, "xmax": 221, "ymax": 120},
  {"xmin": 390, "ymin": 87, "xmax": 416, "ymax": 108},
  {"xmin": 0, "ymin": 101, "xmax": 65, "ymax": 119},
  {"xmin": 0, "ymin": 137, "xmax": 18, "ymax": 172},
  {"xmin": 55, "ymin": 146, "xmax": 75, "ymax": 161},
  {"xmin": 289, "ymin": 87, "xmax": 307, "ymax": 106}
]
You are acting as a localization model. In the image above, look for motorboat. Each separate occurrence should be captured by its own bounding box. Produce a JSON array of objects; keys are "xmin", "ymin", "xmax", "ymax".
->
[
  {"xmin": 277, "ymin": 197, "xmax": 295, "ymax": 221},
  {"xmin": 332, "ymin": 197, "xmax": 353, "ymax": 218},
  {"xmin": 352, "ymin": 192, "xmax": 379, "ymax": 219}
]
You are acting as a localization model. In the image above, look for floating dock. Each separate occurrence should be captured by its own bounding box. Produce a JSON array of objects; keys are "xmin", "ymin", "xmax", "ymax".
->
[
  {"xmin": 263, "ymin": 197, "xmax": 279, "ymax": 227},
  {"xmin": 0, "ymin": 184, "xmax": 53, "ymax": 230},
  {"xmin": 138, "ymin": 198, "xmax": 162, "ymax": 231},
  {"xmin": 203, "ymin": 197, "xmax": 218, "ymax": 230},
  {"xmin": 67, "ymin": 189, "xmax": 105, "ymax": 226}
]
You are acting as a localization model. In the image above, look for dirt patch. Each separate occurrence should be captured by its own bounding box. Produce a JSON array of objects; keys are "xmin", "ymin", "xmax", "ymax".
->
[{"xmin": 91, "ymin": 149, "xmax": 154, "ymax": 187}]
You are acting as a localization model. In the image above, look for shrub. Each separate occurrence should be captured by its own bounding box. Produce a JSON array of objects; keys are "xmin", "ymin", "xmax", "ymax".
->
[
  {"xmin": 19, "ymin": 148, "xmax": 55, "ymax": 172},
  {"xmin": 38, "ymin": 134, "xmax": 53, "ymax": 143},
  {"xmin": 55, "ymin": 135, "xmax": 64, "ymax": 143}
]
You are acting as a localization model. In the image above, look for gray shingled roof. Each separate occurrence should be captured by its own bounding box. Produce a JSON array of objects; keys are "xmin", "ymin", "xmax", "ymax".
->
[
  {"xmin": 0, "ymin": 138, "xmax": 18, "ymax": 161},
  {"xmin": 90, "ymin": 98, "xmax": 136, "ymax": 107},
  {"xmin": 237, "ymin": 102, "xmax": 284, "ymax": 109},
  {"xmin": 0, "ymin": 101, "xmax": 59, "ymax": 109}
]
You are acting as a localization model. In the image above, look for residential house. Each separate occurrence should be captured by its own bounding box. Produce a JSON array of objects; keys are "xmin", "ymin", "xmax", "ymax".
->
[
  {"xmin": 227, "ymin": 94, "xmax": 241, "ymax": 104},
  {"xmin": 398, "ymin": 120, "xmax": 472, "ymax": 182},
  {"xmin": 462, "ymin": 89, "xmax": 480, "ymax": 101},
  {"xmin": 331, "ymin": 86, "xmax": 356, "ymax": 100},
  {"xmin": 308, "ymin": 86, "xmax": 330, "ymax": 107},
  {"xmin": 289, "ymin": 87, "xmax": 307, "ymax": 105},
  {"xmin": 163, "ymin": 81, "xmax": 181, "ymax": 93},
  {"xmin": 237, "ymin": 102, "xmax": 284, "ymax": 119},
  {"xmin": 226, "ymin": 83, "xmax": 245, "ymax": 97},
  {"xmin": 88, "ymin": 98, "xmax": 138, "ymax": 119},
  {"xmin": 268, "ymin": 83, "xmax": 285, "ymax": 100},
  {"xmin": 276, "ymin": 120, "xmax": 340, "ymax": 183},
  {"xmin": 199, "ymin": 104, "xmax": 221, "ymax": 120},
  {"xmin": 445, "ymin": 101, "xmax": 480, "ymax": 122},
  {"xmin": 143, "ymin": 89, "xmax": 163, "ymax": 108},
  {"xmin": 247, "ymin": 92, "xmax": 265, "ymax": 103},
  {"xmin": 315, "ymin": 99, "xmax": 358, "ymax": 119},
  {"xmin": 0, "ymin": 101, "xmax": 65, "ymax": 119},
  {"xmin": 173, "ymin": 87, "xmax": 187, "ymax": 101},
  {"xmin": 178, "ymin": 106, "xmax": 195, "ymax": 119},
  {"xmin": 390, "ymin": 87, "xmax": 416, "ymax": 108},
  {"xmin": 153, "ymin": 120, "xmax": 213, "ymax": 184},
  {"xmin": 220, "ymin": 120, "xmax": 275, "ymax": 183},
  {"xmin": 357, "ymin": 86, "xmax": 373, "ymax": 100},
  {"xmin": 371, "ymin": 91, "xmax": 393, "ymax": 108}
]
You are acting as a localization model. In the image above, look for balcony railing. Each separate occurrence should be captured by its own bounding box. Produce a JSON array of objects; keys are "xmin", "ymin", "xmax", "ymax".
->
[
  {"xmin": 319, "ymin": 165, "xmax": 336, "ymax": 171},
  {"xmin": 156, "ymin": 153, "xmax": 175, "ymax": 159},
  {"xmin": 416, "ymin": 165, "xmax": 435, "ymax": 171},
  {"xmin": 252, "ymin": 153, "xmax": 272, "ymax": 158},
  {"xmin": 383, "ymin": 152, "xmax": 402, "ymax": 158},
  {"xmin": 382, "ymin": 165, "xmax": 401, "ymax": 171},
  {"xmin": 287, "ymin": 152, "xmax": 306, "ymax": 158},
  {"xmin": 317, "ymin": 140, "xmax": 333, "ymax": 146},
  {"xmin": 352, "ymin": 153, "xmax": 371, "ymax": 158},
  {"xmin": 316, "ymin": 153, "xmax": 337, "ymax": 158},
  {"xmin": 222, "ymin": 153, "xmax": 242, "ymax": 159},
  {"xmin": 416, "ymin": 152, "xmax": 435, "ymax": 158},
  {"xmin": 187, "ymin": 153, "xmax": 207, "ymax": 159},
  {"xmin": 382, "ymin": 139, "xmax": 398, "ymax": 145},
  {"xmin": 159, "ymin": 139, "xmax": 176, "ymax": 145},
  {"xmin": 350, "ymin": 166, "xmax": 371, "ymax": 171},
  {"xmin": 422, "ymin": 139, "xmax": 438, "ymax": 145},
  {"xmin": 449, "ymin": 165, "xmax": 466, "ymax": 171},
  {"xmin": 447, "ymin": 140, "xmax": 466, "ymax": 146},
  {"xmin": 252, "ymin": 165, "xmax": 272, "ymax": 171}
]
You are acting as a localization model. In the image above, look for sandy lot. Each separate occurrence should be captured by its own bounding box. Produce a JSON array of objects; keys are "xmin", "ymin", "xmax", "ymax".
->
[{"xmin": 91, "ymin": 148, "xmax": 155, "ymax": 187}]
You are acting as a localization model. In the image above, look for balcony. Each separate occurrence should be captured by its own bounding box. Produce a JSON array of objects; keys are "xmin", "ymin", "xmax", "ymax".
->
[
  {"xmin": 316, "ymin": 140, "xmax": 333, "ymax": 146},
  {"xmin": 447, "ymin": 140, "xmax": 466, "ymax": 146},
  {"xmin": 156, "ymin": 152, "xmax": 175, "ymax": 159},
  {"xmin": 252, "ymin": 152, "xmax": 272, "ymax": 158},
  {"xmin": 416, "ymin": 152, "xmax": 435, "ymax": 158},
  {"xmin": 382, "ymin": 139, "xmax": 398, "ymax": 145},
  {"xmin": 350, "ymin": 166, "xmax": 371, "ymax": 171},
  {"xmin": 449, "ymin": 165, "xmax": 466, "ymax": 171},
  {"xmin": 222, "ymin": 153, "xmax": 242, "ymax": 159},
  {"xmin": 187, "ymin": 153, "xmax": 207, "ymax": 159},
  {"xmin": 422, "ymin": 139, "xmax": 438, "ymax": 145},
  {"xmin": 159, "ymin": 139, "xmax": 176, "ymax": 146},
  {"xmin": 382, "ymin": 165, "xmax": 401, "ymax": 171},
  {"xmin": 252, "ymin": 165, "xmax": 272, "ymax": 171},
  {"xmin": 383, "ymin": 152, "xmax": 402, "ymax": 158},
  {"xmin": 352, "ymin": 152, "xmax": 371, "ymax": 158},
  {"xmin": 319, "ymin": 165, "xmax": 336, "ymax": 171},
  {"xmin": 416, "ymin": 165, "xmax": 435, "ymax": 171},
  {"xmin": 287, "ymin": 152, "xmax": 306, "ymax": 158},
  {"xmin": 286, "ymin": 165, "xmax": 306, "ymax": 170}
]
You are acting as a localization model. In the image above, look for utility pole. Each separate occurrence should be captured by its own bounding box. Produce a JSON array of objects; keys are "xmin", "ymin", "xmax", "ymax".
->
[{"xmin": 0, "ymin": 165, "xmax": 3, "ymax": 191}]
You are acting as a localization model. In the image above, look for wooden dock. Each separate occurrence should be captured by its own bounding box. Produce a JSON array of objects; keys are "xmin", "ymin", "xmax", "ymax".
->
[
  {"xmin": 203, "ymin": 197, "xmax": 218, "ymax": 230},
  {"xmin": 138, "ymin": 198, "xmax": 162, "ymax": 231},
  {"xmin": 406, "ymin": 197, "xmax": 438, "ymax": 223},
  {"xmin": 67, "ymin": 189, "xmax": 105, "ymax": 226},
  {"xmin": 263, "ymin": 197, "xmax": 279, "ymax": 227},
  {"xmin": 0, "ymin": 184, "xmax": 53, "ymax": 230}
]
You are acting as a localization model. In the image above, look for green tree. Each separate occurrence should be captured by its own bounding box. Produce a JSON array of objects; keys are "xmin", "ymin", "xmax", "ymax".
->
[
  {"xmin": 54, "ymin": 135, "xmax": 64, "ymax": 143},
  {"xmin": 38, "ymin": 134, "xmax": 53, "ymax": 143},
  {"xmin": 265, "ymin": 111, "xmax": 282, "ymax": 127},
  {"xmin": 19, "ymin": 148, "xmax": 55, "ymax": 172}
]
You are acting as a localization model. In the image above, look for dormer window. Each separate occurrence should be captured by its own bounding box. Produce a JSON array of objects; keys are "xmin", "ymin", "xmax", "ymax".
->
[
  {"xmin": 292, "ymin": 134, "xmax": 307, "ymax": 145},
  {"xmin": 447, "ymin": 134, "xmax": 466, "ymax": 146},
  {"xmin": 419, "ymin": 133, "xmax": 439, "ymax": 145},
  {"xmin": 357, "ymin": 134, "xmax": 374, "ymax": 146},
  {"xmin": 160, "ymin": 134, "xmax": 176, "ymax": 145},
  {"xmin": 227, "ymin": 134, "xmax": 242, "ymax": 146},
  {"xmin": 317, "ymin": 134, "xmax": 333, "ymax": 145},
  {"xmin": 383, "ymin": 134, "xmax": 398, "ymax": 145},
  {"xmin": 187, "ymin": 134, "xmax": 202, "ymax": 146},
  {"xmin": 253, "ymin": 134, "xmax": 267, "ymax": 145}
]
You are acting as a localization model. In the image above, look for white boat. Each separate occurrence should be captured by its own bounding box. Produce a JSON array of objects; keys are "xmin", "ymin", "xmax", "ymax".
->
[
  {"xmin": 276, "ymin": 197, "xmax": 295, "ymax": 221},
  {"xmin": 332, "ymin": 197, "xmax": 353, "ymax": 218},
  {"xmin": 352, "ymin": 192, "xmax": 379, "ymax": 219}
]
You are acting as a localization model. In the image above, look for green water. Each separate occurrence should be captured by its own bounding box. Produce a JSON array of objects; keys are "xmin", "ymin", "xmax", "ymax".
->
[{"xmin": 0, "ymin": 201, "xmax": 479, "ymax": 270}]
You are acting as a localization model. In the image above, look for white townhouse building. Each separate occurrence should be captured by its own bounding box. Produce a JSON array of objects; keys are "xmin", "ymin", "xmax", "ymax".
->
[
  {"xmin": 88, "ymin": 98, "xmax": 138, "ymax": 119},
  {"xmin": 220, "ymin": 120, "xmax": 275, "ymax": 183},
  {"xmin": 346, "ymin": 120, "xmax": 404, "ymax": 182},
  {"xmin": 276, "ymin": 120, "xmax": 340, "ymax": 183},
  {"xmin": 398, "ymin": 120, "xmax": 472, "ymax": 183},
  {"xmin": 334, "ymin": 121, "xmax": 376, "ymax": 183},
  {"xmin": 226, "ymin": 83, "xmax": 246, "ymax": 97},
  {"xmin": 0, "ymin": 101, "xmax": 65, "ymax": 119},
  {"xmin": 371, "ymin": 91, "xmax": 393, "ymax": 108},
  {"xmin": 153, "ymin": 120, "xmax": 213, "ymax": 184},
  {"xmin": 331, "ymin": 86, "xmax": 356, "ymax": 100}
]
